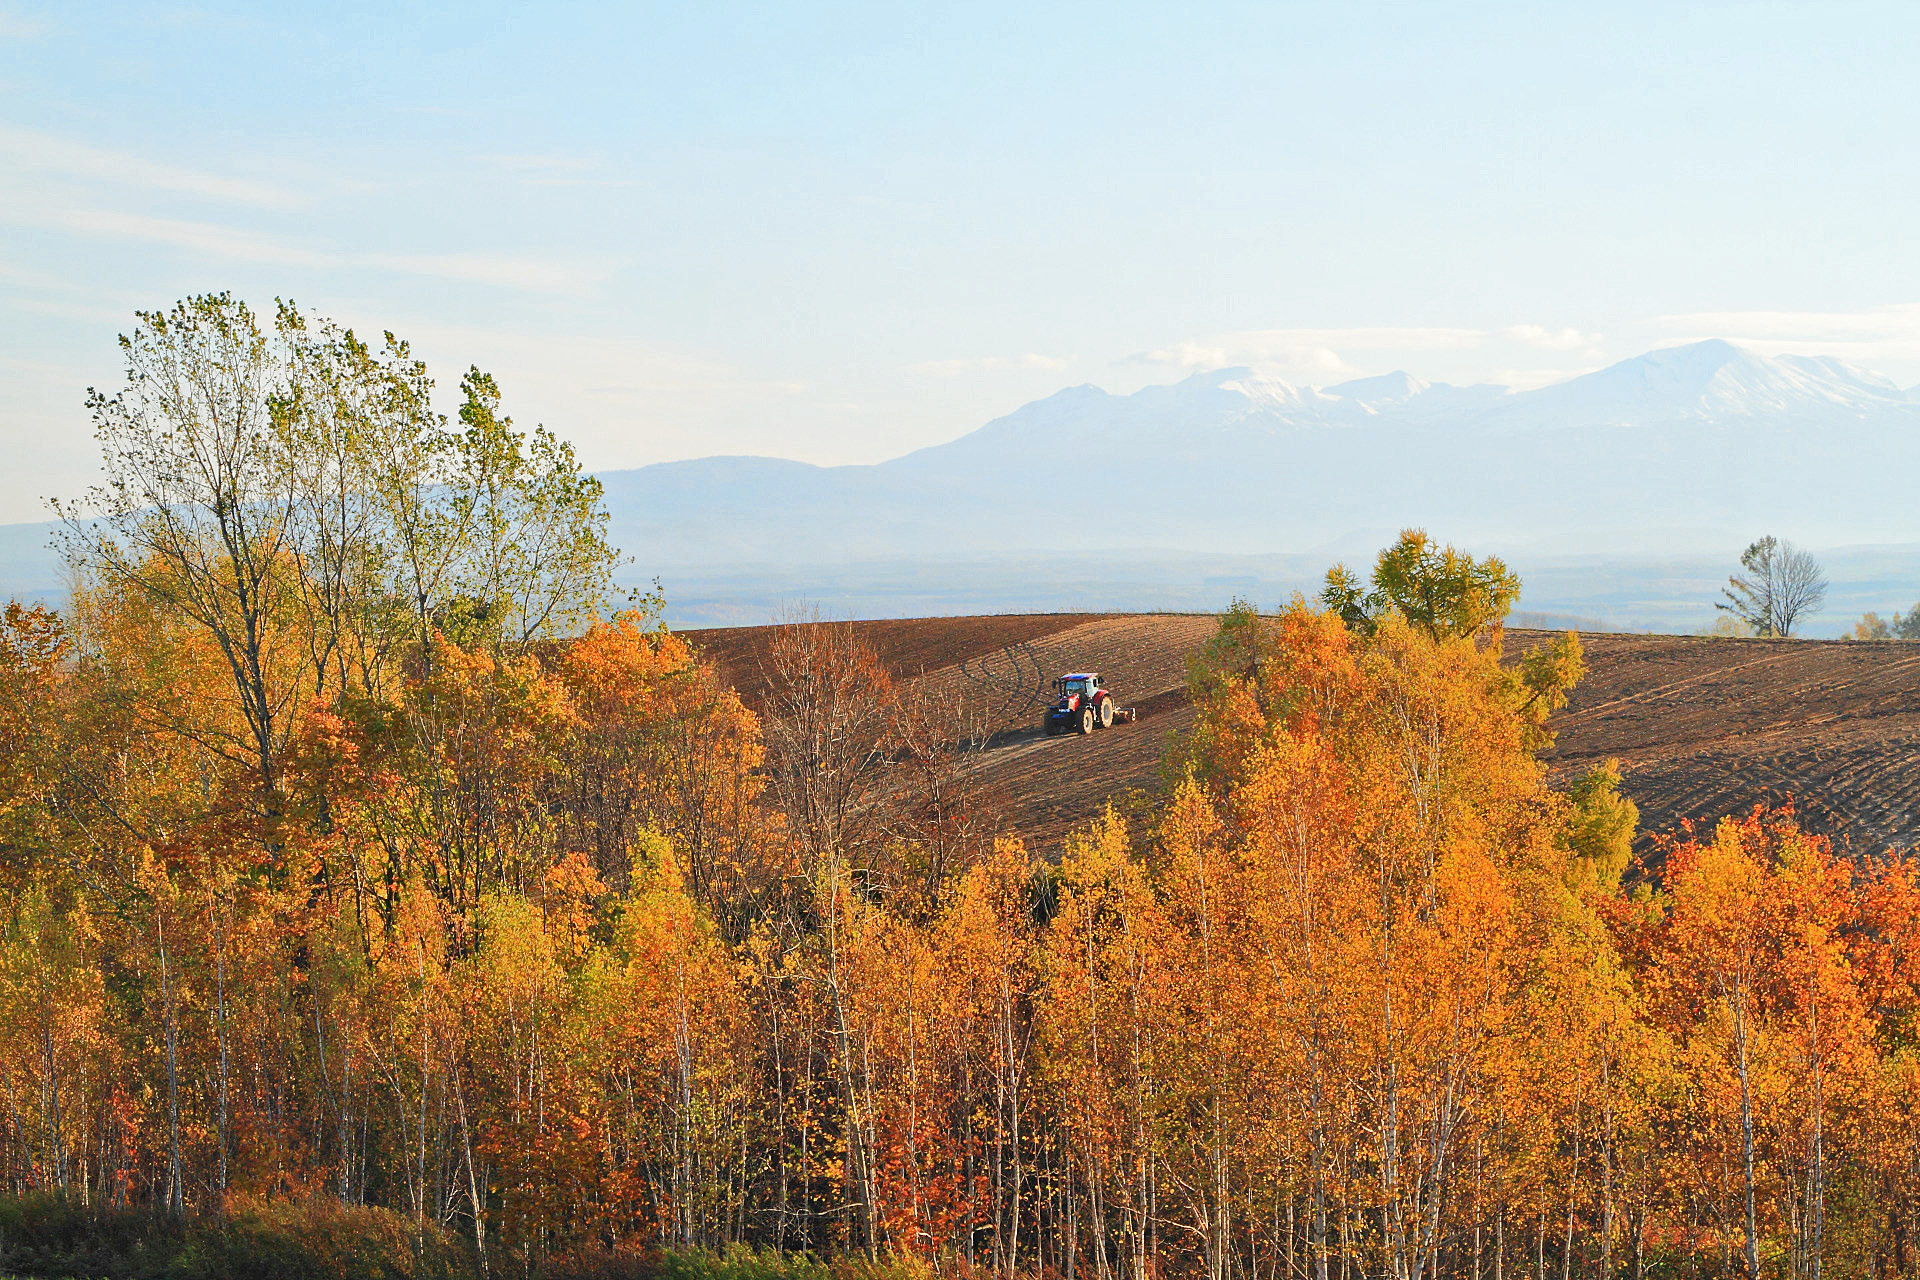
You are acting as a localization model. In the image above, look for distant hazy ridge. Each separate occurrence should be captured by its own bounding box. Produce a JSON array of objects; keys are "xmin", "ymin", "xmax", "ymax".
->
[{"xmin": 11, "ymin": 341, "xmax": 1920, "ymax": 631}]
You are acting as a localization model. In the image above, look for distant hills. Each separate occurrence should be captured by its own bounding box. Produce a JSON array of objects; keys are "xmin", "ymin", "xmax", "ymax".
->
[
  {"xmin": 10, "ymin": 340, "xmax": 1920, "ymax": 630},
  {"xmin": 598, "ymin": 339, "xmax": 1920, "ymax": 569}
]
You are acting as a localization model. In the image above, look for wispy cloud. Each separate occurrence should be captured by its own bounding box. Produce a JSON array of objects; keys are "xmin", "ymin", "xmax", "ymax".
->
[
  {"xmin": 0, "ymin": 250, "xmax": 154, "ymax": 326},
  {"xmin": 0, "ymin": 3, "xmax": 45, "ymax": 38},
  {"xmin": 62, "ymin": 208, "xmax": 326, "ymax": 264},
  {"xmin": 362, "ymin": 249, "xmax": 603, "ymax": 295},
  {"xmin": 1126, "ymin": 326, "xmax": 1487, "ymax": 378},
  {"xmin": 375, "ymin": 317, "xmax": 853, "ymax": 466},
  {"xmin": 0, "ymin": 125, "xmax": 594, "ymax": 293},
  {"xmin": 1651, "ymin": 305, "xmax": 1920, "ymax": 367},
  {"xmin": 1129, "ymin": 338, "xmax": 1350, "ymax": 376},
  {"xmin": 397, "ymin": 320, "xmax": 736, "ymax": 397},
  {"xmin": 911, "ymin": 353, "xmax": 1070, "ymax": 378},
  {"xmin": 10, "ymin": 293, "xmax": 135, "ymax": 326},
  {"xmin": 0, "ymin": 255, "xmax": 81, "ymax": 293},
  {"xmin": 0, "ymin": 123, "xmax": 298, "ymax": 208},
  {"xmin": 22, "ymin": 207, "xmax": 604, "ymax": 295},
  {"xmin": 1503, "ymin": 324, "xmax": 1602, "ymax": 353}
]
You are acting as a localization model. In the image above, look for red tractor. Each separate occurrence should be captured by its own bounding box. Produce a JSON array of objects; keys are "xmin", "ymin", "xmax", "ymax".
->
[{"xmin": 1043, "ymin": 672, "xmax": 1136, "ymax": 735}]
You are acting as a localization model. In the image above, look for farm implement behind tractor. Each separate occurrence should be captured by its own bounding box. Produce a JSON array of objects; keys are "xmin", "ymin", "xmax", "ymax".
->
[{"xmin": 1043, "ymin": 672, "xmax": 1140, "ymax": 736}]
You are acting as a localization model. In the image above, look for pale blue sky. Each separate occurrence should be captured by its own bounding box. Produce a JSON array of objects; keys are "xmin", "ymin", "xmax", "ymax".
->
[{"xmin": 4, "ymin": 1, "xmax": 1920, "ymax": 521}]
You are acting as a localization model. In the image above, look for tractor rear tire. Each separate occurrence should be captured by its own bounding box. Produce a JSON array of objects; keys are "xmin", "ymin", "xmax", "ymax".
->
[
  {"xmin": 1078, "ymin": 706, "xmax": 1095, "ymax": 735},
  {"xmin": 1099, "ymin": 698, "xmax": 1114, "ymax": 728}
]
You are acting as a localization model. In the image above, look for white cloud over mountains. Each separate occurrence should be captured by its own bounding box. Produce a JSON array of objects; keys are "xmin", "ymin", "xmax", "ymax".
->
[
  {"xmin": 1122, "ymin": 324, "xmax": 1608, "ymax": 387},
  {"xmin": 1126, "ymin": 326, "xmax": 1487, "ymax": 381},
  {"xmin": 1502, "ymin": 324, "xmax": 1603, "ymax": 353},
  {"xmin": 912, "ymin": 353, "xmax": 1071, "ymax": 378},
  {"xmin": 1653, "ymin": 306, "xmax": 1920, "ymax": 368}
]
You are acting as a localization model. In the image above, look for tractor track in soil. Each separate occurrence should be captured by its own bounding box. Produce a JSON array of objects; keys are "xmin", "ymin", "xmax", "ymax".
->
[{"xmin": 684, "ymin": 615, "xmax": 1920, "ymax": 861}]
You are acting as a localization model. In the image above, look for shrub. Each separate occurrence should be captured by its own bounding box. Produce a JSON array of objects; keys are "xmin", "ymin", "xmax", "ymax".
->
[
  {"xmin": 540, "ymin": 1245, "xmax": 933, "ymax": 1280},
  {"xmin": 0, "ymin": 1194, "xmax": 468, "ymax": 1280},
  {"xmin": 0, "ymin": 1192, "xmax": 183, "ymax": 1278},
  {"xmin": 168, "ymin": 1198, "xmax": 469, "ymax": 1280}
]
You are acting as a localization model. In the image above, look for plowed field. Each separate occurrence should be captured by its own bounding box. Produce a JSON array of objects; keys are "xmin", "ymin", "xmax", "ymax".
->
[{"xmin": 684, "ymin": 614, "xmax": 1920, "ymax": 860}]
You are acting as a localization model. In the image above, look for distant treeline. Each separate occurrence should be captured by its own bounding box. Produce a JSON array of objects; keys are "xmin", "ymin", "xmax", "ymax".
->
[{"xmin": 1848, "ymin": 604, "xmax": 1920, "ymax": 640}]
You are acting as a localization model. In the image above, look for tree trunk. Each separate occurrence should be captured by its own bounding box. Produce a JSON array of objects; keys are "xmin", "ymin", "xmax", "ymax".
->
[
  {"xmin": 211, "ymin": 902, "xmax": 231, "ymax": 1198},
  {"xmin": 453, "ymin": 1062, "xmax": 487, "ymax": 1277},
  {"xmin": 1734, "ymin": 989, "xmax": 1762, "ymax": 1280},
  {"xmin": 156, "ymin": 910, "xmax": 185, "ymax": 1219}
]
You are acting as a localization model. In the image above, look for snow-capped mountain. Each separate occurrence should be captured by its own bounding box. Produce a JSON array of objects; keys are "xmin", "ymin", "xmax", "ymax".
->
[
  {"xmin": 597, "ymin": 340, "xmax": 1920, "ymax": 568},
  {"xmin": 1510, "ymin": 339, "xmax": 1908, "ymax": 424},
  {"xmin": 7, "ymin": 341, "xmax": 1919, "ymax": 620},
  {"xmin": 1323, "ymin": 370, "xmax": 1433, "ymax": 408}
]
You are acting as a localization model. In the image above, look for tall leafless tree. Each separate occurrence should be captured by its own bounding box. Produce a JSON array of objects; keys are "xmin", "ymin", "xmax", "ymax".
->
[
  {"xmin": 887, "ymin": 687, "xmax": 1000, "ymax": 911},
  {"xmin": 757, "ymin": 612, "xmax": 898, "ymax": 1254},
  {"xmin": 1717, "ymin": 536, "xmax": 1826, "ymax": 638},
  {"xmin": 758, "ymin": 612, "xmax": 897, "ymax": 874}
]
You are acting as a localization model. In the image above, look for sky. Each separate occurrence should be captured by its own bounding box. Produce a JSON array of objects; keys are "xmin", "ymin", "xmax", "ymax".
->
[{"xmin": 5, "ymin": 1, "xmax": 1920, "ymax": 523}]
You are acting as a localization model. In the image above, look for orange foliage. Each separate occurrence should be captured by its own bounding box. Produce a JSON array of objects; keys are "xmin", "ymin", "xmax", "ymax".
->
[{"xmin": 5, "ymin": 587, "xmax": 1920, "ymax": 1280}]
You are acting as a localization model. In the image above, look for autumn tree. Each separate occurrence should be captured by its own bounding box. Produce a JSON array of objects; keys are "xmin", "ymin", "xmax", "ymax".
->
[
  {"xmin": 549, "ymin": 613, "xmax": 783, "ymax": 925},
  {"xmin": 1629, "ymin": 812, "xmax": 1890, "ymax": 1280},
  {"xmin": 758, "ymin": 614, "xmax": 896, "ymax": 879},
  {"xmin": 1848, "ymin": 603, "xmax": 1920, "ymax": 641},
  {"xmin": 19, "ymin": 305, "xmax": 1920, "ymax": 1280},
  {"xmin": 1565, "ymin": 760, "xmax": 1639, "ymax": 892},
  {"xmin": 1038, "ymin": 811, "xmax": 1172, "ymax": 1280},
  {"xmin": 57, "ymin": 294, "xmax": 305, "ymax": 823},
  {"xmin": 751, "ymin": 616, "xmax": 890, "ymax": 1250},
  {"xmin": 1848, "ymin": 612, "xmax": 1893, "ymax": 641},
  {"xmin": 1320, "ymin": 528, "xmax": 1521, "ymax": 640},
  {"xmin": 58, "ymin": 295, "xmax": 616, "ymax": 864}
]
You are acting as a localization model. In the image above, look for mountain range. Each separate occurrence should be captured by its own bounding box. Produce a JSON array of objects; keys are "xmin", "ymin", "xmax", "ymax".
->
[
  {"xmin": 598, "ymin": 339, "xmax": 1920, "ymax": 569},
  {"xmin": 7, "ymin": 340, "xmax": 1920, "ymax": 629}
]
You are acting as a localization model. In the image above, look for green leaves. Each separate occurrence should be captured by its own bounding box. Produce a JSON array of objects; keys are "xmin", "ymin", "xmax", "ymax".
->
[
  {"xmin": 70, "ymin": 294, "xmax": 621, "ymax": 697},
  {"xmin": 1565, "ymin": 759, "xmax": 1638, "ymax": 893},
  {"xmin": 1509, "ymin": 627, "xmax": 1586, "ymax": 749},
  {"xmin": 453, "ymin": 369, "xmax": 616, "ymax": 647},
  {"xmin": 1319, "ymin": 528, "xmax": 1520, "ymax": 640}
]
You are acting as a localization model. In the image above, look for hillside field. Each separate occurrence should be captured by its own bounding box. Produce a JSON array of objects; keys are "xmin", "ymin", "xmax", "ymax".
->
[{"xmin": 686, "ymin": 612, "xmax": 1920, "ymax": 860}]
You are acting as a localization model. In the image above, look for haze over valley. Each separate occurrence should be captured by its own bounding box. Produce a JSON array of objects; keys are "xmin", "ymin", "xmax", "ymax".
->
[
  {"xmin": 12, "ymin": 337, "xmax": 1911, "ymax": 631},
  {"xmin": 614, "ymin": 338, "xmax": 1920, "ymax": 565}
]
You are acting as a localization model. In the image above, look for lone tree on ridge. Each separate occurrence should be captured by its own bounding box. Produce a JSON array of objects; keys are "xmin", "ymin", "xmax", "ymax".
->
[{"xmin": 1717, "ymin": 535, "xmax": 1826, "ymax": 638}]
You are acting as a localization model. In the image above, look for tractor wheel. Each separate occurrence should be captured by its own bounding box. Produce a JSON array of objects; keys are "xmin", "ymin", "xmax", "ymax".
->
[
  {"xmin": 1099, "ymin": 698, "xmax": 1114, "ymax": 728},
  {"xmin": 1078, "ymin": 706, "xmax": 1095, "ymax": 735}
]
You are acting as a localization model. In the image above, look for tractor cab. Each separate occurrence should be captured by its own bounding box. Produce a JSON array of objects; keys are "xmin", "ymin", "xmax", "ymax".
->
[
  {"xmin": 1056, "ymin": 673, "xmax": 1099, "ymax": 699},
  {"xmin": 1045, "ymin": 672, "xmax": 1113, "ymax": 735}
]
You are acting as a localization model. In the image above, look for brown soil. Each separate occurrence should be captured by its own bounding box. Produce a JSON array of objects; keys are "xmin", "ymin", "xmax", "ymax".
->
[
  {"xmin": 1538, "ymin": 630, "xmax": 1920, "ymax": 858},
  {"xmin": 682, "ymin": 613, "xmax": 1095, "ymax": 709},
  {"xmin": 684, "ymin": 614, "xmax": 1920, "ymax": 860}
]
